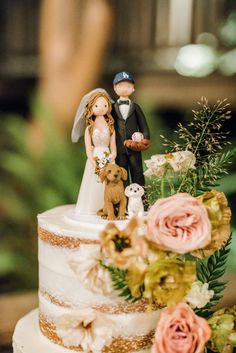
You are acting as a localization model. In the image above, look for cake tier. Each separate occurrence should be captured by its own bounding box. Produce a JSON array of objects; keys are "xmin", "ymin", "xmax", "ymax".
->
[
  {"xmin": 12, "ymin": 309, "xmax": 150, "ymax": 353},
  {"xmin": 38, "ymin": 205, "xmax": 161, "ymax": 352},
  {"xmin": 38, "ymin": 205, "xmax": 130, "ymax": 306},
  {"xmin": 38, "ymin": 205, "xmax": 130, "ymax": 240}
]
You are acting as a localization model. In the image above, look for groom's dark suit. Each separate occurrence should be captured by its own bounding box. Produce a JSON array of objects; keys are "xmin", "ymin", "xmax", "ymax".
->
[{"xmin": 112, "ymin": 101, "xmax": 150, "ymax": 188}]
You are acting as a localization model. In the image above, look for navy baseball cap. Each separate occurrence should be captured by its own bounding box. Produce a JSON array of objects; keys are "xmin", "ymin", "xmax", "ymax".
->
[{"xmin": 113, "ymin": 71, "xmax": 135, "ymax": 85}]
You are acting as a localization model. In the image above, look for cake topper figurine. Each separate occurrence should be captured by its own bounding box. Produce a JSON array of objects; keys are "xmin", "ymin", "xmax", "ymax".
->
[
  {"xmin": 112, "ymin": 71, "xmax": 151, "ymax": 208},
  {"xmin": 97, "ymin": 163, "xmax": 128, "ymax": 220},
  {"xmin": 125, "ymin": 183, "xmax": 144, "ymax": 218},
  {"xmin": 71, "ymin": 88, "xmax": 116, "ymax": 216}
]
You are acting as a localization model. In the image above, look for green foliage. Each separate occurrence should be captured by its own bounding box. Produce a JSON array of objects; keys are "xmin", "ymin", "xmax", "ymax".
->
[
  {"xmin": 1, "ymin": 118, "xmax": 84, "ymax": 218},
  {"xmin": 0, "ymin": 96, "xmax": 86, "ymax": 291},
  {"xmin": 195, "ymin": 234, "xmax": 232, "ymax": 317},
  {"xmin": 160, "ymin": 97, "xmax": 235, "ymax": 196},
  {"xmin": 195, "ymin": 147, "xmax": 236, "ymax": 195},
  {"xmin": 145, "ymin": 177, "xmax": 162, "ymax": 205},
  {"xmin": 101, "ymin": 263, "xmax": 137, "ymax": 302},
  {"xmin": 163, "ymin": 97, "xmax": 231, "ymax": 154}
]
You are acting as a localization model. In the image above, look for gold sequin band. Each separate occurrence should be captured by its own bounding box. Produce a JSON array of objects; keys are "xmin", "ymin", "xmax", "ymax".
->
[
  {"xmin": 39, "ymin": 313, "xmax": 154, "ymax": 353},
  {"xmin": 40, "ymin": 288, "xmax": 162, "ymax": 314},
  {"xmin": 40, "ymin": 289, "xmax": 70, "ymax": 308},
  {"xmin": 38, "ymin": 226, "xmax": 100, "ymax": 249}
]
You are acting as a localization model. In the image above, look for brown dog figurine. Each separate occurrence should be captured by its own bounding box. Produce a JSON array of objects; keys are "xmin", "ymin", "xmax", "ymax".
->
[{"xmin": 97, "ymin": 163, "xmax": 127, "ymax": 220}]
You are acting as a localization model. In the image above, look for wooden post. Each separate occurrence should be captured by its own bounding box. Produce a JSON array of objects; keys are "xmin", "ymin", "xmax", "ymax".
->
[{"xmin": 39, "ymin": 0, "xmax": 113, "ymax": 126}]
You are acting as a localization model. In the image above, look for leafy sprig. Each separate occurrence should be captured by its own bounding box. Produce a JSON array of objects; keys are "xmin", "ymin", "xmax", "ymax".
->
[
  {"xmin": 160, "ymin": 97, "xmax": 234, "ymax": 196},
  {"xmin": 195, "ymin": 148, "xmax": 236, "ymax": 194},
  {"xmin": 101, "ymin": 263, "xmax": 137, "ymax": 302},
  {"xmin": 162, "ymin": 97, "xmax": 231, "ymax": 154},
  {"xmin": 195, "ymin": 234, "xmax": 232, "ymax": 317},
  {"xmin": 145, "ymin": 178, "xmax": 162, "ymax": 205}
]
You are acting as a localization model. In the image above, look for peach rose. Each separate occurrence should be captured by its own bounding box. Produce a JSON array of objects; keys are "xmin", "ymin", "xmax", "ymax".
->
[
  {"xmin": 147, "ymin": 193, "xmax": 211, "ymax": 254},
  {"xmin": 152, "ymin": 302, "xmax": 211, "ymax": 353}
]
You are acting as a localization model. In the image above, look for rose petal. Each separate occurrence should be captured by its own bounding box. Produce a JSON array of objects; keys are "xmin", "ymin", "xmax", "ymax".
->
[
  {"xmin": 153, "ymin": 303, "xmax": 211, "ymax": 353},
  {"xmin": 147, "ymin": 193, "xmax": 211, "ymax": 254}
]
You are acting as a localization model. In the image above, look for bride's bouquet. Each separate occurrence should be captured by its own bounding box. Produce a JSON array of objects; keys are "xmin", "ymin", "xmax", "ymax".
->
[{"xmin": 94, "ymin": 152, "xmax": 112, "ymax": 177}]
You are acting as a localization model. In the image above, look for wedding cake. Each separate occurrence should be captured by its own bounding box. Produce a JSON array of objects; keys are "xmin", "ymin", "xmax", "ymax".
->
[
  {"xmin": 13, "ymin": 83, "xmax": 159, "ymax": 353},
  {"xmin": 13, "ymin": 206, "xmax": 161, "ymax": 353},
  {"xmin": 13, "ymin": 87, "xmax": 236, "ymax": 353}
]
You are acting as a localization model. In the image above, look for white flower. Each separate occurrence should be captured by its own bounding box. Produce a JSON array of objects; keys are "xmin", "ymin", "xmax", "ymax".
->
[
  {"xmin": 148, "ymin": 155, "xmax": 167, "ymax": 169},
  {"xmin": 68, "ymin": 248, "xmax": 114, "ymax": 295},
  {"xmin": 144, "ymin": 154, "xmax": 167, "ymax": 177},
  {"xmin": 185, "ymin": 281, "xmax": 214, "ymax": 309},
  {"xmin": 55, "ymin": 308, "xmax": 117, "ymax": 352},
  {"xmin": 168, "ymin": 151, "xmax": 196, "ymax": 172},
  {"xmin": 144, "ymin": 151, "xmax": 196, "ymax": 177}
]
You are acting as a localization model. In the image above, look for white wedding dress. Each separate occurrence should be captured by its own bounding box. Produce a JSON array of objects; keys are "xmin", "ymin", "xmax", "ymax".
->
[{"xmin": 74, "ymin": 127, "xmax": 110, "ymax": 216}]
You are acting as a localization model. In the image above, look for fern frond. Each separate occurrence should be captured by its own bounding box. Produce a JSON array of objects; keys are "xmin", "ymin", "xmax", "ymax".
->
[
  {"xmin": 195, "ymin": 234, "xmax": 232, "ymax": 317},
  {"xmin": 101, "ymin": 263, "xmax": 137, "ymax": 302}
]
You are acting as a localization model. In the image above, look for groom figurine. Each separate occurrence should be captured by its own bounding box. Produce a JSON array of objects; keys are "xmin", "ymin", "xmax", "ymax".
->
[{"xmin": 112, "ymin": 71, "xmax": 151, "ymax": 200}]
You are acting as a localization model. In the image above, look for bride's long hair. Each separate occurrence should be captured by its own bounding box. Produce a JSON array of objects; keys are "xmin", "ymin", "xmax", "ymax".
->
[{"xmin": 84, "ymin": 91, "xmax": 114, "ymax": 136}]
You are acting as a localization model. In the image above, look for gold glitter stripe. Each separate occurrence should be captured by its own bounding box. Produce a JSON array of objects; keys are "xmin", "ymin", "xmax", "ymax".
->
[
  {"xmin": 39, "ymin": 313, "xmax": 154, "ymax": 353},
  {"xmin": 40, "ymin": 288, "xmax": 162, "ymax": 314},
  {"xmin": 40, "ymin": 289, "xmax": 71, "ymax": 308},
  {"xmin": 38, "ymin": 226, "xmax": 100, "ymax": 248}
]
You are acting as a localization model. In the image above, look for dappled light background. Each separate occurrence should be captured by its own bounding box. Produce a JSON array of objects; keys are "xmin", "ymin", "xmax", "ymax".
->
[{"xmin": 0, "ymin": 0, "xmax": 236, "ymax": 350}]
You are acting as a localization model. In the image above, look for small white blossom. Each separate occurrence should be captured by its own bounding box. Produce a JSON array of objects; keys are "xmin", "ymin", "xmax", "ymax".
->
[{"xmin": 185, "ymin": 281, "xmax": 214, "ymax": 309}]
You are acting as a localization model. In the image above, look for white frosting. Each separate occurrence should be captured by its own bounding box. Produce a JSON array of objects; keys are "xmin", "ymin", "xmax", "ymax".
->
[
  {"xmin": 39, "ymin": 236, "xmax": 123, "ymax": 305},
  {"xmin": 13, "ymin": 309, "xmax": 75, "ymax": 353},
  {"xmin": 38, "ymin": 239, "xmax": 100, "ymax": 277},
  {"xmin": 38, "ymin": 206, "xmax": 141, "ymax": 306},
  {"xmin": 39, "ymin": 264, "xmax": 120, "ymax": 305},
  {"xmin": 38, "ymin": 205, "xmax": 129, "ymax": 239},
  {"xmin": 35, "ymin": 205, "xmax": 160, "ymax": 352},
  {"xmin": 39, "ymin": 293, "xmax": 161, "ymax": 337},
  {"xmin": 13, "ymin": 309, "xmax": 151, "ymax": 353}
]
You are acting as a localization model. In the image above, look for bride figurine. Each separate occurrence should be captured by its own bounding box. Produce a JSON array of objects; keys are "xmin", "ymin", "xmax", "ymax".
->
[{"xmin": 71, "ymin": 88, "xmax": 116, "ymax": 216}]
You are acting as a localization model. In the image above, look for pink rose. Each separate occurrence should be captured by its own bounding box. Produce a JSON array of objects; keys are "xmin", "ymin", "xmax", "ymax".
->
[
  {"xmin": 147, "ymin": 193, "xmax": 211, "ymax": 254},
  {"xmin": 152, "ymin": 303, "xmax": 211, "ymax": 353}
]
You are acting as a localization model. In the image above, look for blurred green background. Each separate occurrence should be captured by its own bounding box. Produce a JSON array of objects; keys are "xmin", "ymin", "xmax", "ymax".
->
[{"xmin": 0, "ymin": 0, "xmax": 236, "ymax": 335}]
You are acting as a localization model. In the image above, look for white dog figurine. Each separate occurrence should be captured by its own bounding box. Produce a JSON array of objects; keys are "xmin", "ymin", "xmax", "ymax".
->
[{"xmin": 125, "ymin": 183, "xmax": 144, "ymax": 218}]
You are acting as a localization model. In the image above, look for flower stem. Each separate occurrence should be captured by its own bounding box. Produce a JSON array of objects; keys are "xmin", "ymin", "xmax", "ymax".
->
[{"xmin": 161, "ymin": 172, "xmax": 166, "ymax": 198}]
